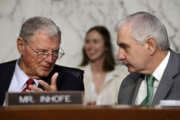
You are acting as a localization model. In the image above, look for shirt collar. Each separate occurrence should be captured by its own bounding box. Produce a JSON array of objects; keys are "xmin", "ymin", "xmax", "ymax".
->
[
  {"xmin": 14, "ymin": 61, "xmax": 29, "ymax": 88},
  {"xmin": 152, "ymin": 51, "xmax": 170, "ymax": 81},
  {"xmin": 14, "ymin": 60, "xmax": 39, "ymax": 87}
]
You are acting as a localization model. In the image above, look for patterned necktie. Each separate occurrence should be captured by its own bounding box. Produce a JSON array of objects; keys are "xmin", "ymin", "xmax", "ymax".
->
[
  {"xmin": 22, "ymin": 78, "xmax": 35, "ymax": 92},
  {"xmin": 141, "ymin": 75, "xmax": 155, "ymax": 106}
]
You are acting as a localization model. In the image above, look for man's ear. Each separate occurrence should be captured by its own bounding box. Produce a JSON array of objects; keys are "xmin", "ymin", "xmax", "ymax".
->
[
  {"xmin": 145, "ymin": 37, "xmax": 158, "ymax": 55},
  {"xmin": 17, "ymin": 37, "xmax": 25, "ymax": 54}
]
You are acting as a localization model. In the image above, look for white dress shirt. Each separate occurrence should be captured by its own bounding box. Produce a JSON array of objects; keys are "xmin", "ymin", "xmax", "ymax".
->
[
  {"xmin": 3, "ymin": 61, "xmax": 39, "ymax": 106},
  {"xmin": 135, "ymin": 51, "xmax": 170, "ymax": 105},
  {"xmin": 8, "ymin": 61, "xmax": 39, "ymax": 92},
  {"xmin": 80, "ymin": 64, "xmax": 128, "ymax": 105}
]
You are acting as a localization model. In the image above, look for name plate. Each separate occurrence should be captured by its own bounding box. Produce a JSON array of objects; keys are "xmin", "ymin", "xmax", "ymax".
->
[{"xmin": 6, "ymin": 91, "xmax": 83, "ymax": 106}]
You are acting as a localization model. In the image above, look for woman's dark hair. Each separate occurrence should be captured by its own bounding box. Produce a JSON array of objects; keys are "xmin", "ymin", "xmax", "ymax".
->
[{"xmin": 80, "ymin": 25, "xmax": 115, "ymax": 72}]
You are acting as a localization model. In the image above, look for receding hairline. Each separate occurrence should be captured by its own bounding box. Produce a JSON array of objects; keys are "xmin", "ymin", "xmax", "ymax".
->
[{"xmin": 116, "ymin": 11, "xmax": 170, "ymax": 50}]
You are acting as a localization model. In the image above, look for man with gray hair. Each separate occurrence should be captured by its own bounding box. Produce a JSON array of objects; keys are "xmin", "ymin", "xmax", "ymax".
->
[
  {"xmin": 117, "ymin": 11, "xmax": 180, "ymax": 106},
  {"xmin": 0, "ymin": 16, "xmax": 84, "ymax": 106}
]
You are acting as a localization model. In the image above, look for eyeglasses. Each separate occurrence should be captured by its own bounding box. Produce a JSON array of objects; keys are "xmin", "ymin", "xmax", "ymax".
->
[{"xmin": 27, "ymin": 43, "xmax": 65, "ymax": 59}]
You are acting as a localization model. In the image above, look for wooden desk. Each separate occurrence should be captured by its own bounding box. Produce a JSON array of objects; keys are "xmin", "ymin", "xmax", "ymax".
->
[{"xmin": 0, "ymin": 105, "xmax": 180, "ymax": 120}]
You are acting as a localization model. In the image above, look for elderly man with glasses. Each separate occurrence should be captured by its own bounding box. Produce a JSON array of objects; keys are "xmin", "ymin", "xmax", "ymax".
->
[{"xmin": 0, "ymin": 16, "xmax": 84, "ymax": 106}]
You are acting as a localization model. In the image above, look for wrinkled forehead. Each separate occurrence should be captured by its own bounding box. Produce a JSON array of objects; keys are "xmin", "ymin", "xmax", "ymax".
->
[
  {"xmin": 29, "ymin": 31, "xmax": 60, "ymax": 48},
  {"xmin": 29, "ymin": 30, "xmax": 60, "ymax": 42},
  {"xmin": 118, "ymin": 23, "xmax": 132, "ymax": 38},
  {"xmin": 117, "ymin": 23, "xmax": 139, "ymax": 46}
]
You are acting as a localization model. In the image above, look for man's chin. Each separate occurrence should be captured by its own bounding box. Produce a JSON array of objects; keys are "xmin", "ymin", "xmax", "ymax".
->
[
  {"xmin": 127, "ymin": 66, "xmax": 136, "ymax": 73},
  {"xmin": 38, "ymin": 71, "xmax": 51, "ymax": 77}
]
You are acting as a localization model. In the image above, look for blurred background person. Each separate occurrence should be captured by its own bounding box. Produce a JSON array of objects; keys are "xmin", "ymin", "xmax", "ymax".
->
[{"xmin": 80, "ymin": 25, "xmax": 127, "ymax": 105}]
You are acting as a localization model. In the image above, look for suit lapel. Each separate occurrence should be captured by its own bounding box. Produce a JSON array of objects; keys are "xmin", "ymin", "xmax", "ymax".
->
[
  {"xmin": 132, "ymin": 76, "xmax": 144, "ymax": 105},
  {"xmin": 1, "ymin": 61, "xmax": 16, "ymax": 92},
  {"xmin": 0, "ymin": 60, "xmax": 16, "ymax": 105},
  {"xmin": 120, "ymin": 73, "xmax": 143, "ymax": 105},
  {"xmin": 153, "ymin": 74, "xmax": 174, "ymax": 104},
  {"xmin": 153, "ymin": 51, "xmax": 179, "ymax": 104}
]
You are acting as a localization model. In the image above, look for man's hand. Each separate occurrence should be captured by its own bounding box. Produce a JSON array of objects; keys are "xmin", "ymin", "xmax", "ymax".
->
[{"xmin": 29, "ymin": 72, "xmax": 59, "ymax": 92}]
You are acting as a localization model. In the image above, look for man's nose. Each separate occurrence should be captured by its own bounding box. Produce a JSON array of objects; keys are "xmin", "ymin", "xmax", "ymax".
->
[
  {"xmin": 45, "ymin": 53, "xmax": 56, "ymax": 63},
  {"xmin": 117, "ymin": 49, "xmax": 126, "ymax": 61}
]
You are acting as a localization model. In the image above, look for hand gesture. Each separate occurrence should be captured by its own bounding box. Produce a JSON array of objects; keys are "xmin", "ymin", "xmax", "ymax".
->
[{"xmin": 29, "ymin": 72, "xmax": 59, "ymax": 92}]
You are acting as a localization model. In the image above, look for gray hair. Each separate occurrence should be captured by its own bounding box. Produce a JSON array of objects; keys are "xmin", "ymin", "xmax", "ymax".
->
[
  {"xmin": 19, "ymin": 16, "xmax": 61, "ymax": 42},
  {"xmin": 118, "ymin": 11, "xmax": 169, "ymax": 50}
]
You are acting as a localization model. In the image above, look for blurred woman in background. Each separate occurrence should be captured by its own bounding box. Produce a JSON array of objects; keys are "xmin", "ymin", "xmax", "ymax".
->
[{"xmin": 80, "ymin": 25, "xmax": 127, "ymax": 105}]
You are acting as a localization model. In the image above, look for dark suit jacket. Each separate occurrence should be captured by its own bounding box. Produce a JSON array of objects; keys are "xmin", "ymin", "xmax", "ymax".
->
[
  {"xmin": 118, "ymin": 51, "xmax": 180, "ymax": 105},
  {"xmin": 0, "ymin": 60, "xmax": 84, "ymax": 106}
]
